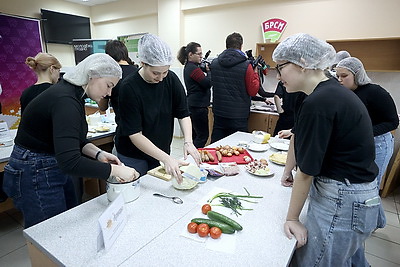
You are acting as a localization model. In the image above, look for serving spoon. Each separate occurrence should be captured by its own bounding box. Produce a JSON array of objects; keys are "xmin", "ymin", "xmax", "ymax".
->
[{"xmin": 153, "ymin": 193, "xmax": 183, "ymax": 204}]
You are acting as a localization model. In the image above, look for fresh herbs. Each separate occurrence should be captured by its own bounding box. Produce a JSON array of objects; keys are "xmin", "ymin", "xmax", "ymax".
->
[{"xmin": 208, "ymin": 188, "xmax": 263, "ymax": 216}]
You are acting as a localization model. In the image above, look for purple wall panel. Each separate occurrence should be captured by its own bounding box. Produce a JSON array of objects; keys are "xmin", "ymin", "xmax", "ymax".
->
[{"xmin": 0, "ymin": 14, "xmax": 42, "ymax": 120}]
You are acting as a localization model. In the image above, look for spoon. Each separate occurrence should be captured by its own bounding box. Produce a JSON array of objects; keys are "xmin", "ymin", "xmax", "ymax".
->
[{"xmin": 153, "ymin": 193, "xmax": 183, "ymax": 204}]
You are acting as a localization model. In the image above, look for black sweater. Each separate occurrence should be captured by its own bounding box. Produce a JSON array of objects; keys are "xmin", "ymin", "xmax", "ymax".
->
[
  {"xmin": 183, "ymin": 61, "xmax": 211, "ymax": 107},
  {"xmin": 15, "ymin": 79, "xmax": 111, "ymax": 179},
  {"xmin": 20, "ymin": 82, "xmax": 52, "ymax": 114},
  {"xmin": 354, "ymin": 83, "xmax": 399, "ymax": 136}
]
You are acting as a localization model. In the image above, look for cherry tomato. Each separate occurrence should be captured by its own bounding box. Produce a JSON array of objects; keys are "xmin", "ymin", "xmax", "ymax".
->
[
  {"xmin": 210, "ymin": 227, "xmax": 222, "ymax": 239},
  {"xmin": 202, "ymin": 204, "xmax": 212, "ymax": 215},
  {"xmin": 187, "ymin": 222, "xmax": 198, "ymax": 234},
  {"xmin": 197, "ymin": 223, "xmax": 210, "ymax": 237}
]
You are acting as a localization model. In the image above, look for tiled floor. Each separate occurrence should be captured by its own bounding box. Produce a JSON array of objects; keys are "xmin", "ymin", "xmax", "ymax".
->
[{"xmin": 0, "ymin": 137, "xmax": 399, "ymax": 266}]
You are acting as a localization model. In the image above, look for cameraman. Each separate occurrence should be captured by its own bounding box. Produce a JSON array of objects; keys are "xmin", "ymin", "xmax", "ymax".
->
[
  {"xmin": 210, "ymin": 32, "xmax": 260, "ymax": 142},
  {"xmin": 177, "ymin": 42, "xmax": 212, "ymax": 148}
]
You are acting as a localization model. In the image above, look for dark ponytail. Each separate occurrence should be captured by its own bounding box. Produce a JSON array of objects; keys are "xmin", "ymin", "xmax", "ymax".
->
[{"xmin": 177, "ymin": 42, "xmax": 201, "ymax": 65}]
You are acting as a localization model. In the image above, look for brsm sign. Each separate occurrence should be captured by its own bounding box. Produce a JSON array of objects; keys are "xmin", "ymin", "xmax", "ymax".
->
[{"xmin": 261, "ymin": 18, "xmax": 287, "ymax": 43}]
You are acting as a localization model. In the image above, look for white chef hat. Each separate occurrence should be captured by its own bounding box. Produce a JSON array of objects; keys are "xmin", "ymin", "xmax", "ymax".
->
[
  {"xmin": 63, "ymin": 53, "xmax": 122, "ymax": 86},
  {"xmin": 333, "ymin": 50, "xmax": 351, "ymax": 65},
  {"xmin": 138, "ymin": 34, "xmax": 173, "ymax": 66},
  {"xmin": 336, "ymin": 57, "xmax": 371, "ymax": 86},
  {"xmin": 272, "ymin": 33, "xmax": 336, "ymax": 70}
]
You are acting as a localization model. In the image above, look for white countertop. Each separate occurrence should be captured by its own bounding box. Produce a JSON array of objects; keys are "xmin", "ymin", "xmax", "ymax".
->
[{"xmin": 23, "ymin": 132, "xmax": 303, "ymax": 266}]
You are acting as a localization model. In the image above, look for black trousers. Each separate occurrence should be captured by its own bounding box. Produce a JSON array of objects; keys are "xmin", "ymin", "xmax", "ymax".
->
[
  {"xmin": 273, "ymin": 112, "xmax": 294, "ymax": 136},
  {"xmin": 189, "ymin": 106, "xmax": 209, "ymax": 148},
  {"xmin": 211, "ymin": 115, "xmax": 248, "ymax": 143}
]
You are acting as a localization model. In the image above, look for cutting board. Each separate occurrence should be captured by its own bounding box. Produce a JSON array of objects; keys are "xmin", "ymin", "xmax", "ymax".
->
[
  {"xmin": 147, "ymin": 166, "xmax": 172, "ymax": 181},
  {"xmin": 198, "ymin": 148, "xmax": 253, "ymax": 164}
]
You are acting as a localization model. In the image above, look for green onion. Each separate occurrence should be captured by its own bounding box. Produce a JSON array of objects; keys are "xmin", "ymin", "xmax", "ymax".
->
[{"xmin": 207, "ymin": 187, "xmax": 263, "ymax": 216}]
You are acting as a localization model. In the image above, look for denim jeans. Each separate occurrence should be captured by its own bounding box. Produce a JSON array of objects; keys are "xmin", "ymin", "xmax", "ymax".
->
[
  {"xmin": 117, "ymin": 152, "xmax": 149, "ymax": 177},
  {"xmin": 291, "ymin": 176, "xmax": 380, "ymax": 267},
  {"xmin": 2, "ymin": 145, "xmax": 77, "ymax": 228},
  {"xmin": 374, "ymin": 132, "xmax": 394, "ymax": 186}
]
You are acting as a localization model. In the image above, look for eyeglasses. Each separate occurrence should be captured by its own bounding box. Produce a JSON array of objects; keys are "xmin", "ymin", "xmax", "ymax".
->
[
  {"xmin": 194, "ymin": 52, "xmax": 203, "ymax": 56},
  {"xmin": 276, "ymin": 62, "xmax": 291, "ymax": 76}
]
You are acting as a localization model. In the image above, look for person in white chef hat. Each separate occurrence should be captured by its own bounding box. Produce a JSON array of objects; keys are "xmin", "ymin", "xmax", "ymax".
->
[
  {"xmin": 114, "ymin": 34, "xmax": 200, "ymax": 183},
  {"xmin": 273, "ymin": 33, "xmax": 381, "ymax": 266},
  {"xmin": 3, "ymin": 53, "xmax": 140, "ymax": 228}
]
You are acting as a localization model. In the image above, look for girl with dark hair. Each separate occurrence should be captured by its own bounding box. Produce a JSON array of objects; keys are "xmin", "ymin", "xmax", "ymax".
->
[
  {"xmin": 98, "ymin": 40, "xmax": 138, "ymax": 123},
  {"xmin": 177, "ymin": 42, "xmax": 212, "ymax": 148}
]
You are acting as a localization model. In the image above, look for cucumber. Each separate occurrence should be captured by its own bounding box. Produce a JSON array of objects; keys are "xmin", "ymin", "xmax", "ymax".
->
[
  {"xmin": 207, "ymin": 211, "xmax": 243, "ymax": 231},
  {"xmin": 191, "ymin": 218, "xmax": 235, "ymax": 234}
]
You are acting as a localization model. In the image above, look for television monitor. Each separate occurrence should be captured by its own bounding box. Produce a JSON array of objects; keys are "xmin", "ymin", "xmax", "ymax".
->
[{"xmin": 41, "ymin": 9, "xmax": 91, "ymax": 45}]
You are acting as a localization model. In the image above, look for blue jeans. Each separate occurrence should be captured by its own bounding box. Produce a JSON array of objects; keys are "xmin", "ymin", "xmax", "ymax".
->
[
  {"xmin": 374, "ymin": 132, "xmax": 394, "ymax": 186},
  {"xmin": 117, "ymin": 152, "xmax": 149, "ymax": 177},
  {"xmin": 291, "ymin": 176, "xmax": 381, "ymax": 267},
  {"xmin": 2, "ymin": 145, "xmax": 77, "ymax": 228}
]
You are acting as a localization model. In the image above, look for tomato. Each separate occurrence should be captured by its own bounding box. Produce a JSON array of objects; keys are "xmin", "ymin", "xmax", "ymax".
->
[
  {"xmin": 187, "ymin": 222, "xmax": 198, "ymax": 234},
  {"xmin": 202, "ymin": 204, "xmax": 212, "ymax": 215},
  {"xmin": 197, "ymin": 223, "xmax": 210, "ymax": 237},
  {"xmin": 210, "ymin": 227, "xmax": 222, "ymax": 239}
]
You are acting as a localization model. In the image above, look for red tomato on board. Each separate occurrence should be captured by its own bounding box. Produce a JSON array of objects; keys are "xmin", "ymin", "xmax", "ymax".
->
[
  {"xmin": 197, "ymin": 223, "xmax": 210, "ymax": 237},
  {"xmin": 202, "ymin": 204, "xmax": 212, "ymax": 215},
  {"xmin": 210, "ymin": 227, "xmax": 222, "ymax": 239},
  {"xmin": 187, "ymin": 222, "xmax": 198, "ymax": 234}
]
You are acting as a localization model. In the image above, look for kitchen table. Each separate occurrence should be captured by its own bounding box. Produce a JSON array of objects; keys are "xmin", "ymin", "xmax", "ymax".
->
[{"xmin": 23, "ymin": 131, "xmax": 304, "ymax": 267}]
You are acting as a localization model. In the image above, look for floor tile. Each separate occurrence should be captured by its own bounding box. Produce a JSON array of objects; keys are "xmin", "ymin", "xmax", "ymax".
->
[
  {"xmin": 382, "ymin": 197, "xmax": 398, "ymax": 213},
  {"xmin": 170, "ymin": 148, "xmax": 184, "ymax": 159},
  {"xmin": 392, "ymin": 187, "xmax": 400, "ymax": 203},
  {"xmin": 6, "ymin": 209, "xmax": 24, "ymax": 227},
  {"xmin": 384, "ymin": 211, "xmax": 400, "ymax": 228},
  {"xmin": 0, "ymin": 213, "xmax": 21, "ymax": 238},
  {"xmin": 0, "ymin": 245, "xmax": 30, "ymax": 267},
  {"xmin": 0, "ymin": 228, "xmax": 26, "ymax": 257},
  {"xmin": 171, "ymin": 137, "xmax": 184, "ymax": 150},
  {"xmin": 365, "ymin": 252, "xmax": 400, "ymax": 267},
  {"xmin": 366, "ymin": 235, "xmax": 400, "ymax": 264},
  {"xmin": 372, "ymin": 224, "xmax": 400, "ymax": 244}
]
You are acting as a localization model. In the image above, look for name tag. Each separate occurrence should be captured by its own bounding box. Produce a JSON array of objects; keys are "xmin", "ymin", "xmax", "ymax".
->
[{"xmin": 97, "ymin": 194, "xmax": 127, "ymax": 251}]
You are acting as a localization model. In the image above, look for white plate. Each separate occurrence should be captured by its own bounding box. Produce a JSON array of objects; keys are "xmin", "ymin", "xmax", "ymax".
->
[
  {"xmin": 269, "ymin": 142, "xmax": 289, "ymax": 151},
  {"xmin": 246, "ymin": 169, "xmax": 274, "ymax": 177},
  {"xmin": 269, "ymin": 152, "xmax": 287, "ymax": 165},
  {"xmin": 247, "ymin": 143, "xmax": 270, "ymax": 152}
]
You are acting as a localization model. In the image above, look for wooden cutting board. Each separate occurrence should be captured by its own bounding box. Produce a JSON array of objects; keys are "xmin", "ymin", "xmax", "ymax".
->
[{"xmin": 147, "ymin": 166, "xmax": 172, "ymax": 181}]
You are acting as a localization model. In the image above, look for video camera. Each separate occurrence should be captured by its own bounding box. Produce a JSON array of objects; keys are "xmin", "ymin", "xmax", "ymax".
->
[
  {"xmin": 199, "ymin": 50, "xmax": 211, "ymax": 72},
  {"xmin": 245, "ymin": 49, "xmax": 270, "ymax": 72}
]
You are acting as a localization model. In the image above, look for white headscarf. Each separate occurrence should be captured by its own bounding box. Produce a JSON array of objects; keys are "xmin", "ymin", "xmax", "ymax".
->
[{"xmin": 63, "ymin": 53, "xmax": 122, "ymax": 86}]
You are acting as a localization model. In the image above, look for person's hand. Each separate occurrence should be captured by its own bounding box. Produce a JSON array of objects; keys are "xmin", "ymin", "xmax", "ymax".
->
[
  {"xmin": 162, "ymin": 156, "xmax": 189, "ymax": 184},
  {"xmin": 281, "ymin": 172, "xmax": 294, "ymax": 187},
  {"xmin": 97, "ymin": 151, "xmax": 122, "ymax": 165},
  {"xmin": 183, "ymin": 142, "xmax": 201, "ymax": 166},
  {"xmin": 284, "ymin": 220, "xmax": 308, "ymax": 248},
  {"xmin": 278, "ymin": 129, "xmax": 293, "ymax": 139},
  {"xmin": 264, "ymin": 99, "xmax": 274, "ymax": 105},
  {"xmin": 110, "ymin": 164, "xmax": 140, "ymax": 183}
]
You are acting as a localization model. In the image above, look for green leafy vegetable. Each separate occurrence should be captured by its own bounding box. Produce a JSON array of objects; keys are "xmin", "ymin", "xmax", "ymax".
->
[{"xmin": 207, "ymin": 187, "xmax": 263, "ymax": 216}]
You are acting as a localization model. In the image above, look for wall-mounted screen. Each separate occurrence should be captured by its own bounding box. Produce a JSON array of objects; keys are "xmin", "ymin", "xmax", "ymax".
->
[{"xmin": 41, "ymin": 9, "xmax": 91, "ymax": 45}]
